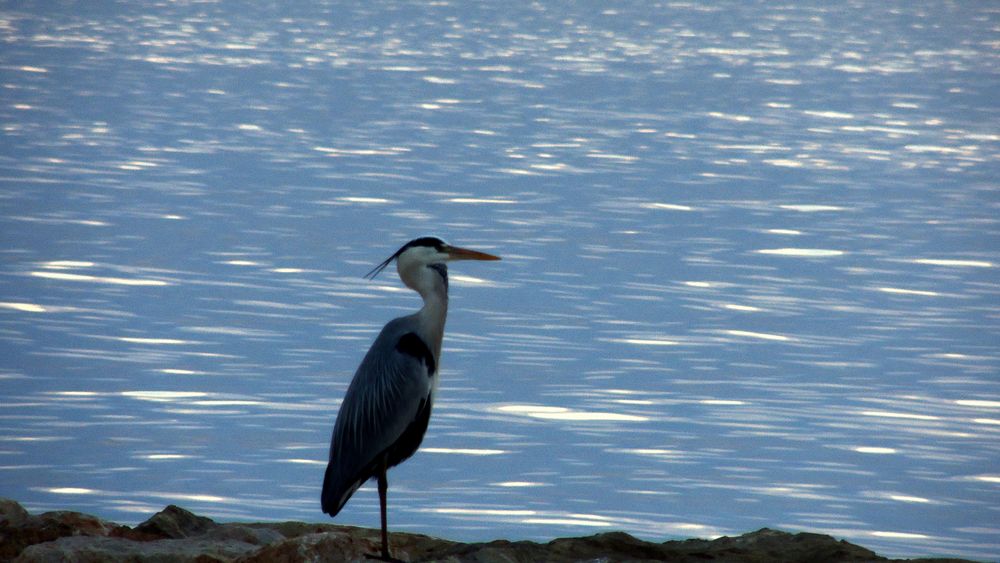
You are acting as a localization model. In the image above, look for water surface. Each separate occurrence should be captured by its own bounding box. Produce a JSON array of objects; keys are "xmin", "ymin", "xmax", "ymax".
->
[{"xmin": 1, "ymin": 2, "xmax": 998, "ymax": 560}]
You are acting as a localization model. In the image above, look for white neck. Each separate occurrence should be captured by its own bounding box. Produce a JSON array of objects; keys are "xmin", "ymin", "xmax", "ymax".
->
[
  {"xmin": 399, "ymin": 261, "xmax": 449, "ymax": 361},
  {"xmin": 418, "ymin": 287, "xmax": 448, "ymax": 360}
]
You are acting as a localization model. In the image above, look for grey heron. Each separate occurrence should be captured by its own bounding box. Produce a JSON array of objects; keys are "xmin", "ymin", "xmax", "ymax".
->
[{"xmin": 321, "ymin": 236, "xmax": 500, "ymax": 561}]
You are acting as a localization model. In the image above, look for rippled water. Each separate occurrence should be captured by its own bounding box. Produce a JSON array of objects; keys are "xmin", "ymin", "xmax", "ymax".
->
[{"xmin": 1, "ymin": 2, "xmax": 998, "ymax": 560}]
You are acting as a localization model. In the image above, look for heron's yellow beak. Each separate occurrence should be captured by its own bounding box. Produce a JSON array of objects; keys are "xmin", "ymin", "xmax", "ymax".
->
[{"xmin": 446, "ymin": 245, "xmax": 501, "ymax": 262}]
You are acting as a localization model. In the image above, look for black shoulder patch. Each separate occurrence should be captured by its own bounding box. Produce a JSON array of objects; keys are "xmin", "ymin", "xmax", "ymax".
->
[{"xmin": 396, "ymin": 332, "xmax": 436, "ymax": 376}]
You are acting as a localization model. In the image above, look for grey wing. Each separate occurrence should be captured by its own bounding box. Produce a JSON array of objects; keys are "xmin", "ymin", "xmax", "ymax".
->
[{"xmin": 321, "ymin": 324, "xmax": 434, "ymax": 517}]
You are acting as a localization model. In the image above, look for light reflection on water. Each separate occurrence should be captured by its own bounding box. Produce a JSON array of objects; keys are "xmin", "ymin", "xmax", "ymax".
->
[{"xmin": 1, "ymin": 1, "xmax": 998, "ymax": 560}]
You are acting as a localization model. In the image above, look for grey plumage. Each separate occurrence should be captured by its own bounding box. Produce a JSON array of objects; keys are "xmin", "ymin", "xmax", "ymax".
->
[
  {"xmin": 320, "ymin": 237, "xmax": 499, "ymax": 560},
  {"xmin": 322, "ymin": 316, "xmax": 435, "ymax": 517}
]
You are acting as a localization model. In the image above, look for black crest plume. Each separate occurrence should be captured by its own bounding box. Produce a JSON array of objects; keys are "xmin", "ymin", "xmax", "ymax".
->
[{"xmin": 364, "ymin": 237, "xmax": 447, "ymax": 280}]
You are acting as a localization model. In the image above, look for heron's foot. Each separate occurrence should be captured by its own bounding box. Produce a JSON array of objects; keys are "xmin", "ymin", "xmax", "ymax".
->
[{"xmin": 364, "ymin": 551, "xmax": 403, "ymax": 563}]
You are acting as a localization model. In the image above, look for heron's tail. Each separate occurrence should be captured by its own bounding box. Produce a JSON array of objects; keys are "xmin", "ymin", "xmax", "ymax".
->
[{"xmin": 321, "ymin": 460, "xmax": 364, "ymax": 517}]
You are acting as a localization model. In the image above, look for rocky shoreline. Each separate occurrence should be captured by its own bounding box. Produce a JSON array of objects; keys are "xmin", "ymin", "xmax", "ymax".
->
[{"xmin": 0, "ymin": 498, "xmax": 975, "ymax": 562}]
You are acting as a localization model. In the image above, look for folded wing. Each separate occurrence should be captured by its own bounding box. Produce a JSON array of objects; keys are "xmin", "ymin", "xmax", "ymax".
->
[{"xmin": 321, "ymin": 320, "xmax": 436, "ymax": 517}]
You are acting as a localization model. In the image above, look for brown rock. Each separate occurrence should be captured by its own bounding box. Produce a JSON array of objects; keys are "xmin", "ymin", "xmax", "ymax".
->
[
  {"xmin": 204, "ymin": 524, "xmax": 285, "ymax": 547},
  {"xmin": 15, "ymin": 534, "xmax": 256, "ymax": 562},
  {"xmin": 237, "ymin": 531, "xmax": 374, "ymax": 563},
  {"xmin": 549, "ymin": 530, "xmax": 680, "ymax": 561},
  {"xmin": 0, "ymin": 498, "xmax": 30, "ymax": 528},
  {"xmin": 665, "ymin": 528, "xmax": 884, "ymax": 562},
  {"xmin": 238, "ymin": 527, "xmax": 459, "ymax": 563},
  {"xmin": 0, "ymin": 500, "xmax": 124, "ymax": 561},
  {"xmin": 130, "ymin": 504, "xmax": 218, "ymax": 540},
  {"xmin": 433, "ymin": 538, "xmax": 552, "ymax": 562},
  {"xmin": 0, "ymin": 499, "xmax": 980, "ymax": 563}
]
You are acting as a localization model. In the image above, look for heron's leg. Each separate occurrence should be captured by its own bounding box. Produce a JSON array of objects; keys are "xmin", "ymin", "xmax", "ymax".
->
[{"xmin": 378, "ymin": 465, "xmax": 391, "ymax": 560}]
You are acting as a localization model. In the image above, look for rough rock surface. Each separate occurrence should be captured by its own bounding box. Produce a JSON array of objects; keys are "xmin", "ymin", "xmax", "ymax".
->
[{"xmin": 0, "ymin": 499, "xmax": 975, "ymax": 562}]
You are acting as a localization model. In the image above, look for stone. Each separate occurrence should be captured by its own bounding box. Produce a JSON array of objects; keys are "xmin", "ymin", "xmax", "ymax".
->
[
  {"xmin": 688, "ymin": 527, "xmax": 883, "ymax": 562},
  {"xmin": 237, "ymin": 531, "xmax": 373, "ymax": 563},
  {"xmin": 204, "ymin": 523, "xmax": 285, "ymax": 546},
  {"xmin": 15, "ymin": 534, "xmax": 256, "ymax": 562},
  {"xmin": 0, "ymin": 498, "xmax": 980, "ymax": 563},
  {"xmin": 0, "ymin": 501, "xmax": 124, "ymax": 561},
  {"xmin": 130, "ymin": 504, "xmax": 218, "ymax": 540},
  {"xmin": 0, "ymin": 498, "xmax": 30, "ymax": 528}
]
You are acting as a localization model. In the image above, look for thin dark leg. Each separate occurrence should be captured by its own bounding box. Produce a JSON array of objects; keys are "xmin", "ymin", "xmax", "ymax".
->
[{"xmin": 378, "ymin": 466, "xmax": 390, "ymax": 561}]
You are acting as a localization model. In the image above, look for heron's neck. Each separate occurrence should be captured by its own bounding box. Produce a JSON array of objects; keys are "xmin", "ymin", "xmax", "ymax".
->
[
  {"xmin": 417, "ymin": 288, "xmax": 447, "ymax": 360},
  {"xmin": 407, "ymin": 264, "xmax": 448, "ymax": 360}
]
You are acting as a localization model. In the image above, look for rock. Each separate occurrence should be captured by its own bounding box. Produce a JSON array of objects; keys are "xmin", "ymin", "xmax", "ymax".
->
[
  {"xmin": 237, "ymin": 531, "xmax": 373, "ymax": 563},
  {"xmin": 435, "ymin": 530, "xmax": 882, "ymax": 562},
  {"xmin": 130, "ymin": 504, "xmax": 218, "ymax": 540},
  {"xmin": 0, "ymin": 498, "xmax": 30, "ymax": 528},
  {"xmin": 15, "ymin": 534, "xmax": 258, "ymax": 562},
  {"xmin": 12, "ymin": 507, "xmax": 282, "ymax": 563},
  {"xmin": 549, "ymin": 530, "xmax": 682, "ymax": 561},
  {"xmin": 238, "ymin": 527, "xmax": 460, "ymax": 563},
  {"xmin": 204, "ymin": 524, "xmax": 285, "ymax": 547},
  {"xmin": 433, "ymin": 538, "xmax": 551, "ymax": 562},
  {"xmin": 0, "ymin": 501, "xmax": 125, "ymax": 561},
  {"xmin": 0, "ymin": 498, "xmax": 980, "ymax": 563},
  {"xmin": 672, "ymin": 527, "xmax": 882, "ymax": 562}
]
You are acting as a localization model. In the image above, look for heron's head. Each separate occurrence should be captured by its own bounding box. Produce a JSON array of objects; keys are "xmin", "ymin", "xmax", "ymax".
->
[{"xmin": 365, "ymin": 237, "xmax": 500, "ymax": 285}]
